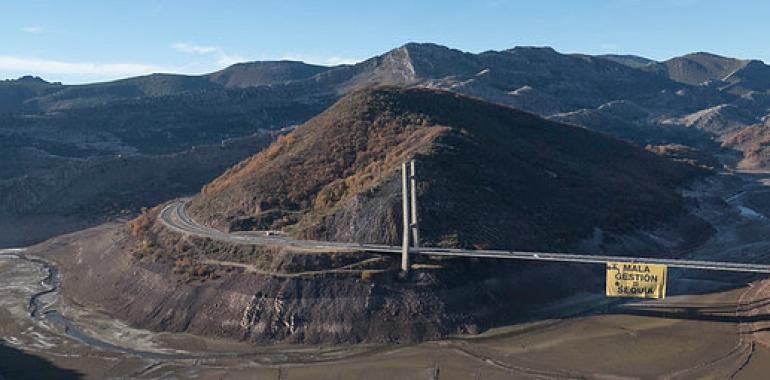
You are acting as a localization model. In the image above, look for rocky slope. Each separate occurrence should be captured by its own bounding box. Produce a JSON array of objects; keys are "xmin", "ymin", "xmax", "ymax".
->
[
  {"xmin": 207, "ymin": 61, "xmax": 331, "ymax": 88},
  {"xmin": 722, "ymin": 119, "xmax": 770, "ymax": 169},
  {"xmin": 659, "ymin": 52, "xmax": 750, "ymax": 86},
  {"xmin": 0, "ymin": 132, "xmax": 276, "ymax": 247},
  {"xmin": 189, "ymin": 87, "xmax": 709, "ymax": 250},
  {"xmin": 659, "ymin": 52, "xmax": 770, "ymax": 95},
  {"xmin": 549, "ymin": 100, "xmax": 714, "ymax": 148},
  {"xmin": 0, "ymin": 79, "xmax": 335, "ymax": 246}
]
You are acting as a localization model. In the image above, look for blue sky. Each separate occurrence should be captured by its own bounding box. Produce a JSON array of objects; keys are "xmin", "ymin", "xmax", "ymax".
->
[{"xmin": 2, "ymin": 0, "xmax": 768, "ymax": 84}]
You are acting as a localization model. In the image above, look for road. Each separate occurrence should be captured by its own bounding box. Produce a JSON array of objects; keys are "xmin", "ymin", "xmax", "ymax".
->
[{"xmin": 160, "ymin": 199, "xmax": 770, "ymax": 274}]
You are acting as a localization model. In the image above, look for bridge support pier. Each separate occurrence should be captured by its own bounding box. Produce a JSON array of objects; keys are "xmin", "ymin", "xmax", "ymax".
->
[
  {"xmin": 410, "ymin": 159, "xmax": 420, "ymax": 248},
  {"xmin": 401, "ymin": 159, "xmax": 420, "ymax": 273},
  {"xmin": 401, "ymin": 161, "xmax": 411, "ymax": 272}
]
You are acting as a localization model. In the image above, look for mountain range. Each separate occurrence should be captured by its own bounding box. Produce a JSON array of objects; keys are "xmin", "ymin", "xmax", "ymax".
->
[{"xmin": 3, "ymin": 42, "xmax": 770, "ymax": 247}]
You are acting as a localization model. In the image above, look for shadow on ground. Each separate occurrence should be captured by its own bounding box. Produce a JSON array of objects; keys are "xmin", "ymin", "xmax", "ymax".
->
[
  {"xmin": 610, "ymin": 296, "xmax": 770, "ymax": 327},
  {"xmin": 0, "ymin": 341, "xmax": 82, "ymax": 380}
]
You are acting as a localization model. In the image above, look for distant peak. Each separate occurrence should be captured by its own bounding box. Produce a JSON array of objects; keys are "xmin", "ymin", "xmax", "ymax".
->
[
  {"xmin": 227, "ymin": 60, "xmax": 323, "ymax": 67},
  {"xmin": 15, "ymin": 75, "xmax": 50, "ymax": 84},
  {"xmin": 683, "ymin": 51, "xmax": 732, "ymax": 60},
  {"xmin": 742, "ymin": 59, "xmax": 770, "ymax": 68},
  {"xmin": 505, "ymin": 46, "xmax": 558, "ymax": 54},
  {"xmin": 400, "ymin": 42, "xmax": 453, "ymax": 51},
  {"xmin": 208, "ymin": 60, "xmax": 331, "ymax": 88},
  {"xmin": 668, "ymin": 51, "xmax": 748, "ymax": 65},
  {"xmin": 393, "ymin": 42, "xmax": 463, "ymax": 59}
]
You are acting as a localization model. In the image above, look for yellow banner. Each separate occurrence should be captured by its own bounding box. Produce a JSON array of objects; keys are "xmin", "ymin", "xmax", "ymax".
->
[{"xmin": 606, "ymin": 262, "xmax": 667, "ymax": 299}]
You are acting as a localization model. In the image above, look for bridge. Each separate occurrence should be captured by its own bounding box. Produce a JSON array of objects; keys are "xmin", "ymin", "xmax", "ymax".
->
[{"xmin": 159, "ymin": 160, "xmax": 770, "ymax": 275}]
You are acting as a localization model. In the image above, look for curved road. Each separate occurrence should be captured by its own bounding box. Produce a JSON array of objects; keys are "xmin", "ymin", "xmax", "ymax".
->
[{"xmin": 160, "ymin": 200, "xmax": 770, "ymax": 274}]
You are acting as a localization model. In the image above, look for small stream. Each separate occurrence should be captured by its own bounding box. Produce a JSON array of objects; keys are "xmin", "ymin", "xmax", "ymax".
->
[
  {"xmin": 20, "ymin": 254, "xmax": 195, "ymax": 360},
  {"xmin": 1, "ymin": 249, "xmax": 383, "ymax": 365}
]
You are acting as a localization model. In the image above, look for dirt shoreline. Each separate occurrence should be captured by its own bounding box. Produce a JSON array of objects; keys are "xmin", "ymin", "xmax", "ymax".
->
[
  {"xmin": 4, "ymin": 171, "xmax": 770, "ymax": 377},
  {"xmin": 4, "ymin": 240, "xmax": 770, "ymax": 379}
]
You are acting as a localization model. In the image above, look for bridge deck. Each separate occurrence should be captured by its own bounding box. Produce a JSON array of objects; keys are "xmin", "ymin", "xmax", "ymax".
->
[{"xmin": 161, "ymin": 201, "xmax": 770, "ymax": 274}]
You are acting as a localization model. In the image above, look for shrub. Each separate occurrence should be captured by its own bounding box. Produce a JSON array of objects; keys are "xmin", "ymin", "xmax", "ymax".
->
[
  {"xmin": 128, "ymin": 208, "xmax": 152, "ymax": 237},
  {"xmin": 361, "ymin": 270, "xmax": 376, "ymax": 281}
]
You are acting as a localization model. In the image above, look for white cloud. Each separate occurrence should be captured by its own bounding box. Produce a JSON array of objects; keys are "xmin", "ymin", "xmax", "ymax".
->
[
  {"xmin": 172, "ymin": 42, "xmax": 244, "ymax": 66},
  {"xmin": 0, "ymin": 55, "xmax": 167, "ymax": 77},
  {"xmin": 21, "ymin": 26, "xmax": 44, "ymax": 33},
  {"xmin": 323, "ymin": 56, "xmax": 360, "ymax": 66},
  {"xmin": 172, "ymin": 42, "xmax": 219, "ymax": 55},
  {"xmin": 172, "ymin": 42, "xmax": 360, "ymax": 68},
  {"xmin": 281, "ymin": 54, "xmax": 361, "ymax": 66}
]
